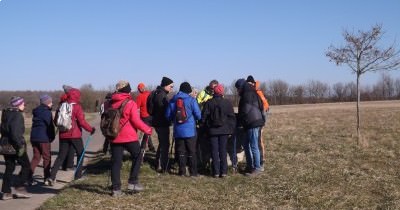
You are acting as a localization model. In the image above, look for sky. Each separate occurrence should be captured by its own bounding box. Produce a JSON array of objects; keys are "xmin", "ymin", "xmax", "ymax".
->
[{"xmin": 0, "ymin": 0, "xmax": 399, "ymax": 91}]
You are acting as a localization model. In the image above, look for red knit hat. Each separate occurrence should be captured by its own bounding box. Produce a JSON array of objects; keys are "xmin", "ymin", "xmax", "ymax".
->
[
  {"xmin": 137, "ymin": 83, "xmax": 145, "ymax": 91},
  {"xmin": 213, "ymin": 84, "xmax": 224, "ymax": 96}
]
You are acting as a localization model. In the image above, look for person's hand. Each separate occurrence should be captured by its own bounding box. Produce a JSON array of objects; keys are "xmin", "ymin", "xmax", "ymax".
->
[
  {"xmin": 17, "ymin": 145, "xmax": 25, "ymax": 157},
  {"xmin": 145, "ymin": 127, "xmax": 152, "ymax": 135},
  {"xmin": 91, "ymin": 127, "xmax": 96, "ymax": 135}
]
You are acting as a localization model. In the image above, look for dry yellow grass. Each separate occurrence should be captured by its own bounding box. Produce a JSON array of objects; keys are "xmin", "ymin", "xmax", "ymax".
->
[{"xmin": 41, "ymin": 100, "xmax": 400, "ymax": 209}]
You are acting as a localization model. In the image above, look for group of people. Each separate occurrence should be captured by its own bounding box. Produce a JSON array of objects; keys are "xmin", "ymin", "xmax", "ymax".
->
[
  {"xmin": 0, "ymin": 75, "xmax": 269, "ymax": 199},
  {"xmin": 0, "ymin": 86, "xmax": 96, "ymax": 200},
  {"xmin": 131, "ymin": 75, "xmax": 269, "ymax": 181}
]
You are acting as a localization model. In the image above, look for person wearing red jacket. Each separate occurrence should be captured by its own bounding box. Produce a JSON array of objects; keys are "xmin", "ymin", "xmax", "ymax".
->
[
  {"xmin": 135, "ymin": 82, "xmax": 155, "ymax": 152},
  {"xmin": 46, "ymin": 88, "xmax": 95, "ymax": 185},
  {"xmin": 110, "ymin": 81, "xmax": 152, "ymax": 197}
]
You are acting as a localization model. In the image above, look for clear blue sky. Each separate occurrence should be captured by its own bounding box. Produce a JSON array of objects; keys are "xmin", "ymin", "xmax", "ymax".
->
[{"xmin": 0, "ymin": 0, "xmax": 399, "ymax": 91}]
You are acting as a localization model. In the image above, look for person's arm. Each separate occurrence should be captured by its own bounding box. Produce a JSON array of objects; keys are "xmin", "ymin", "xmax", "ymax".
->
[
  {"xmin": 128, "ymin": 101, "xmax": 151, "ymax": 135},
  {"xmin": 75, "ymin": 104, "xmax": 94, "ymax": 133}
]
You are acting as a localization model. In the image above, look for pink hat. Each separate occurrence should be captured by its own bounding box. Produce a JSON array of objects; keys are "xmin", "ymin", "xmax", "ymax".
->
[{"xmin": 213, "ymin": 84, "xmax": 224, "ymax": 96}]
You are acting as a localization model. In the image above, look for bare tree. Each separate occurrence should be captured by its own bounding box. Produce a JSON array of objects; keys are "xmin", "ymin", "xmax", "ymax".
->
[
  {"xmin": 268, "ymin": 80, "xmax": 289, "ymax": 105},
  {"xmin": 332, "ymin": 82, "xmax": 346, "ymax": 101},
  {"xmin": 326, "ymin": 24, "xmax": 400, "ymax": 146},
  {"xmin": 306, "ymin": 80, "xmax": 329, "ymax": 103},
  {"xmin": 288, "ymin": 85, "xmax": 305, "ymax": 104}
]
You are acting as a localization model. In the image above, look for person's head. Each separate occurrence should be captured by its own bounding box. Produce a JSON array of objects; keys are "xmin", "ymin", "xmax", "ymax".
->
[
  {"xmin": 40, "ymin": 94, "xmax": 53, "ymax": 108},
  {"xmin": 105, "ymin": 92, "xmax": 112, "ymax": 100},
  {"xmin": 160, "ymin": 76, "xmax": 174, "ymax": 93},
  {"xmin": 246, "ymin": 75, "xmax": 256, "ymax": 87},
  {"xmin": 62, "ymin": 84, "xmax": 73, "ymax": 93},
  {"xmin": 137, "ymin": 82, "xmax": 146, "ymax": 93},
  {"xmin": 213, "ymin": 84, "xmax": 224, "ymax": 96},
  {"xmin": 116, "ymin": 80, "xmax": 132, "ymax": 93},
  {"xmin": 179, "ymin": 82, "xmax": 192, "ymax": 94},
  {"xmin": 235, "ymin": 78, "xmax": 246, "ymax": 94},
  {"xmin": 10, "ymin": 96, "xmax": 25, "ymax": 111},
  {"xmin": 209, "ymin": 79, "xmax": 219, "ymax": 90}
]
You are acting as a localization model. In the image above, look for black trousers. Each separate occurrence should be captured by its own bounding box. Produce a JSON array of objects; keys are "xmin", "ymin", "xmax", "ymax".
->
[
  {"xmin": 50, "ymin": 139, "xmax": 84, "ymax": 180},
  {"xmin": 210, "ymin": 135, "xmax": 228, "ymax": 176},
  {"xmin": 155, "ymin": 126, "xmax": 170, "ymax": 171},
  {"xmin": 62, "ymin": 143, "xmax": 75, "ymax": 169},
  {"xmin": 175, "ymin": 136, "xmax": 197, "ymax": 176},
  {"xmin": 111, "ymin": 141, "xmax": 141, "ymax": 191},
  {"xmin": 1, "ymin": 152, "xmax": 31, "ymax": 193}
]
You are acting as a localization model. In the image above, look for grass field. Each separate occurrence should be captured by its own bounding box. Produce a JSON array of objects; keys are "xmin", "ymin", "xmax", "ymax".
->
[{"xmin": 40, "ymin": 101, "xmax": 400, "ymax": 209}]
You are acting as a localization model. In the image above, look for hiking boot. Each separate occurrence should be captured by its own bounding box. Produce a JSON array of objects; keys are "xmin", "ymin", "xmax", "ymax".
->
[
  {"xmin": 112, "ymin": 190, "xmax": 124, "ymax": 197},
  {"xmin": 45, "ymin": 178, "xmax": 55, "ymax": 186},
  {"xmin": 127, "ymin": 183, "xmax": 144, "ymax": 193},
  {"xmin": 259, "ymin": 165, "xmax": 265, "ymax": 172},
  {"xmin": 245, "ymin": 169, "xmax": 262, "ymax": 177},
  {"xmin": 14, "ymin": 187, "xmax": 31, "ymax": 199},
  {"xmin": 1, "ymin": 193, "xmax": 13, "ymax": 200},
  {"xmin": 220, "ymin": 174, "xmax": 227, "ymax": 178}
]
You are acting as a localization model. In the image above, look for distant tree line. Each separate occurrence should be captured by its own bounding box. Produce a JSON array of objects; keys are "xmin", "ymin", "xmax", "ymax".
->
[{"xmin": 1, "ymin": 73, "xmax": 399, "ymax": 113}]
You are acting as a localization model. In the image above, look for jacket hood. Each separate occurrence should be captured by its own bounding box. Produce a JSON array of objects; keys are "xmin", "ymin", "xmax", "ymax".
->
[
  {"xmin": 240, "ymin": 82, "xmax": 253, "ymax": 96},
  {"xmin": 171, "ymin": 91, "xmax": 191, "ymax": 103},
  {"xmin": 67, "ymin": 88, "xmax": 81, "ymax": 103},
  {"xmin": 111, "ymin": 92, "xmax": 132, "ymax": 107}
]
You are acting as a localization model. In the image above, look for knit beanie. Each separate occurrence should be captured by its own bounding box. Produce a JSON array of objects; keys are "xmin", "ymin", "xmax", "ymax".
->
[
  {"xmin": 246, "ymin": 75, "xmax": 255, "ymax": 84},
  {"xmin": 235, "ymin": 79, "xmax": 246, "ymax": 89},
  {"xmin": 116, "ymin": 80, "xmax": 132, "ymax": 93},
  {"xmin": 10, "ymin": 96, "xmax": 24, "ymax": 107},
  {"xmin": 137, "ymin": 83, "xmax": 145, "ymax": 91},
  {"xmin": 213, "ymin": 84, "xmax": 224, "ymax": 96},
  {"xmin": 179, "ymin": 82, "xmax": 192, "ymax": 94},
  {"xmin": 62, "ymin": 84, "xmax": 73, "ymax": 93},
  {"xmin": 40, "ymin": 94, "xmax": 52, "ymax": 105},
  {"xmin": 160, "ymin": 77, "xmax": 173, "ymax": 87}
]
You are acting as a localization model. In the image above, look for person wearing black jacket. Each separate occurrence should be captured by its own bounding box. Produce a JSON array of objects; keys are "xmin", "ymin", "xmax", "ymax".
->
[
  {"xmin": 201, "ymin": 84, "xmax": 236, "ymax": 178},
  {"xmin": 1, "ymin": 96, "xmax": 31, "ymax": 200},
  {"xmin": 30, "ymin": 94, "xmax": 55, "ymax": 184},
  {"xmin": 235, "ymin": 79, "xmax": 265, "ymax": 176},
  {"xmin": 151, "ymin": 76, "xmax": 174, "ymax": 172}
]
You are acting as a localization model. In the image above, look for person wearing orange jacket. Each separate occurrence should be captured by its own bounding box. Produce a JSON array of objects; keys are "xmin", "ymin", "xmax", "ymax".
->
[
  {"xmin": 110, "ymin": 81, "xmax": 152, "ymax": 197},
  {"xmin": 47, "ymin": 88, "xmax": 95, "ymax": 185},
  {"xmin": 247, "ymin": 75, "xmax": 269, "ymax": 171}
]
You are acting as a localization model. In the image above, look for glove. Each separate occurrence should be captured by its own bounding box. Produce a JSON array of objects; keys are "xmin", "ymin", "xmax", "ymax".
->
[
  {"xmin": 17, "ymin": 145, "xmax": 25, "ymax": 157},
  {"xmin": 91, "ymin": 127, "xmax": 96, "ymax": 135}
]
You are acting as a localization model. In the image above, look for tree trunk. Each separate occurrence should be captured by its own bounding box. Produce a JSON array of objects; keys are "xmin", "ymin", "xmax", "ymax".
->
[{"xmin": 356, "ymin": 73, "xmax": 361, "ymax": 145}]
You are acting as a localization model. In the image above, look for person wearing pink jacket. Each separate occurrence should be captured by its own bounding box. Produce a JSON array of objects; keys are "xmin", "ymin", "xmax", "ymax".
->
[{"xmin": 110, "ymin": 81, "xmax": 152, "ymax": 197}]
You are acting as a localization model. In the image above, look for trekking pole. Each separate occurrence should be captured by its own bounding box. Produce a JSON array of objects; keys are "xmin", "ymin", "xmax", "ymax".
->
[
  {"xmin": 139, "ymin": 134, "xmax": 150, "ymax": 164},
  {"xmin": 165, "ymin": 138, "xmax": 175, "ymax": 173},
  {"xmin": 74, "ymin": 135, "xmax": 93, "ymax": 178}
]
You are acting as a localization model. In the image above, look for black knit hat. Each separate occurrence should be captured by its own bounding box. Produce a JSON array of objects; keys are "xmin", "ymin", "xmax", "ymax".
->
[
  {"xmin": 160, "ymin": 77, "xmax": 174, "ymax": 87},
  {"xmin": 246, "ymin": 75, "xmax": 255, "ymax": 84},
  {"xmin": 179, "ymin": 82, "xmax": 192, "ymax": 94}
]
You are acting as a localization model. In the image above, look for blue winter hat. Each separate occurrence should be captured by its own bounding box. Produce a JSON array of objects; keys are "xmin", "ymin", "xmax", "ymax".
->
[
  {"xmin": 40, "ymin": 94, "xmax": 52, "ymax": 105},
  {"xmin": 235, "ymin": 79, "xmax": 246, "ymax": 89}
]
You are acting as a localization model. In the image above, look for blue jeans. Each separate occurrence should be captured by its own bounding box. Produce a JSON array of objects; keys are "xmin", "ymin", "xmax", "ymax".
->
[{"xmin": 243, "ymin": 127, "xmax": 261, "ymax": 171}]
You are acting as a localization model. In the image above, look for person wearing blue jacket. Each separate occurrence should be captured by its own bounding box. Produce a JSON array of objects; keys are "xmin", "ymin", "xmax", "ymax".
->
[
  {"xmin": 30, "ymin": 94, "xmax": 55, "ymax": 184},
  {"xmin": 166, "ymin": 82, "xmax": 201, "ymax": 177}
]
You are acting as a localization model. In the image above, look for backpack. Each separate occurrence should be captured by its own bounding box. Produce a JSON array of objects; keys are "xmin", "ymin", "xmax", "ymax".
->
[
  {"xmin": 55, "ymin": 102, "xmax": 75, "ymax": 131},
  {"xmin": 209, "ymin": 104, "xmax": 225, "ymax": 127},
  {"xmin": 100, "ymin": 99, "xmax": 130, "ymax": 140},
  {"xmin": 146, "ymin": 90, "xmax": 156, "ymax": 115},
  {"xmin": 175, "ymin": 97, "xmax": 187, "ymax": 124}
]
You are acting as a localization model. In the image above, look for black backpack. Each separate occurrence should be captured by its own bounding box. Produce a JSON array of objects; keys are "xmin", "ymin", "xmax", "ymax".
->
[
  {"xmin": 175, "ymin": 97, "xmax": 187, "ymax": 124},
  {"xmin": 146, "ymin": 90, "xmax": 157, "ymax": 115},
  {"xmin": 209, "ymin": 104, "xmax": 225, "ymax": 127},
  {"xmin": 100, "ymin": 99, "xmax": 130, "ymax": 140}
]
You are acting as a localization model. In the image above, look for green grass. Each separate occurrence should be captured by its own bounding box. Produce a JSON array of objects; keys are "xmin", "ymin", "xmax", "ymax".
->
[{"xmin": 40, "ymin": 101, "xmax": 400, "ymax": 209}]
